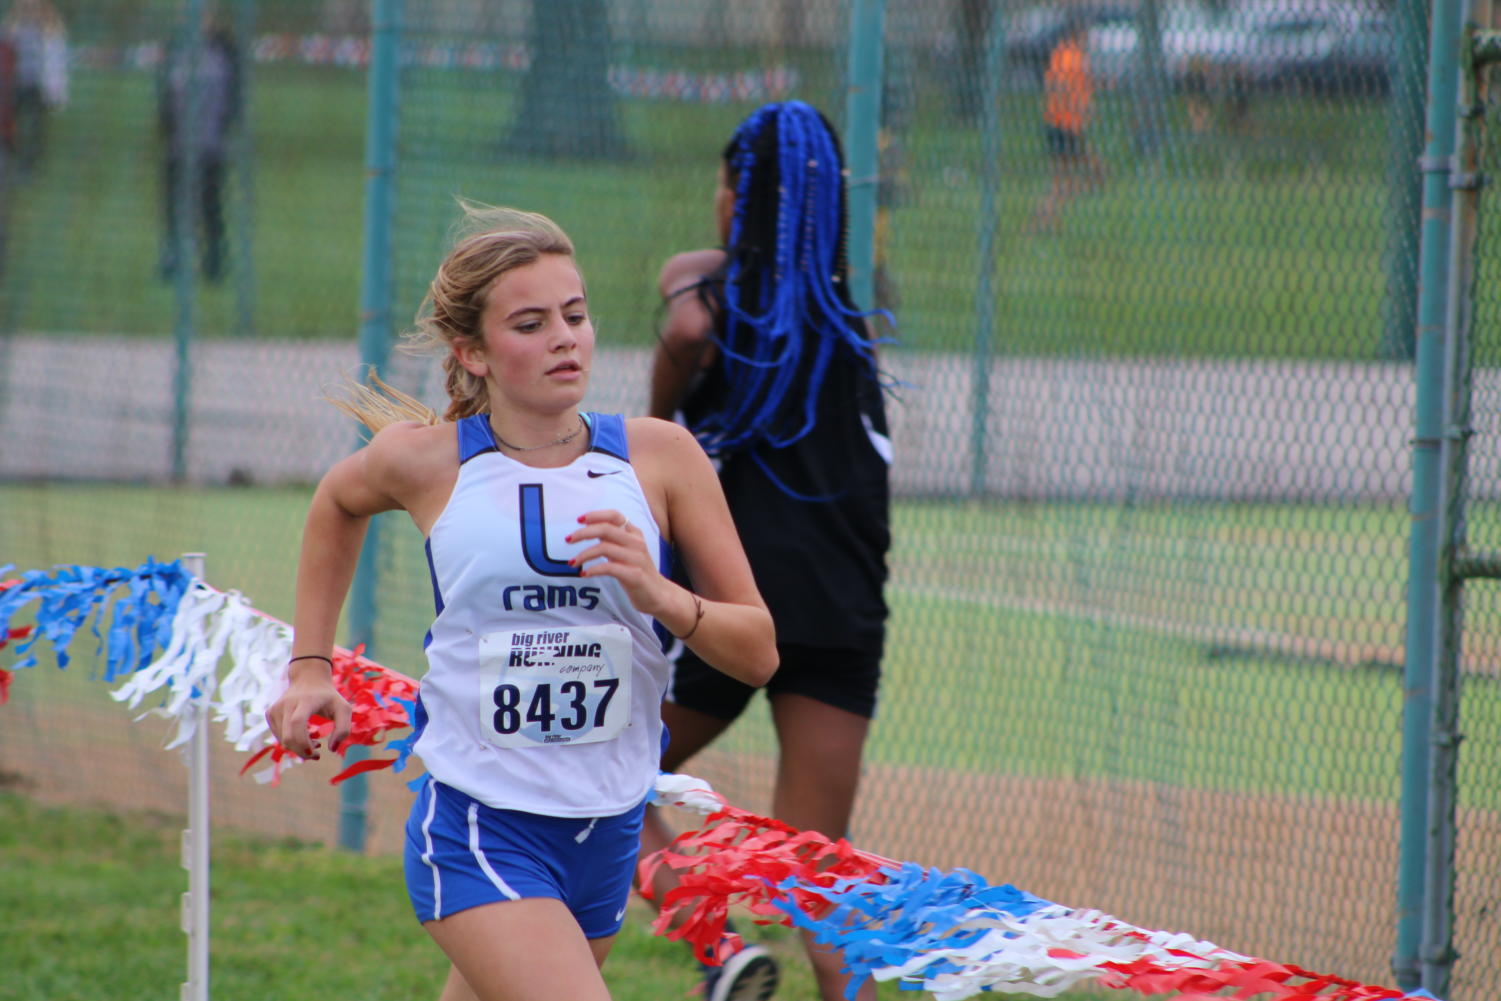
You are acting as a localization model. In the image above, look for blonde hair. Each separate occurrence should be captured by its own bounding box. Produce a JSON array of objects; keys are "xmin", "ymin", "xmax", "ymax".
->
[
  {"xmin": 326, "ymin": 368, "xmax": 437, "ymax": 432},
  {"xmin": 335, "ymin": 203, "xmax": 577, "ymax": 432}
]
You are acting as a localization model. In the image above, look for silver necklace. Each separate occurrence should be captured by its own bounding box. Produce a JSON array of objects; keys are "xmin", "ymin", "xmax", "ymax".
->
[{"xmin": 490, "ymin": 414, "xmax": 586, "ymax": 452}]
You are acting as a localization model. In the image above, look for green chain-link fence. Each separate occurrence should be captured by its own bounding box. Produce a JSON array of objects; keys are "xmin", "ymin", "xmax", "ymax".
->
[{"xmin": 2, "ymin": 0, "xmax": 1498, "ymax": 998}]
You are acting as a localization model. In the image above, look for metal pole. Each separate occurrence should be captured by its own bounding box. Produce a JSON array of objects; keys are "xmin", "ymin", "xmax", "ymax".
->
[
  {"xmin": 231, "ymin": 0, "xmax": 257, "ymax": 338},
  {"xmin": 339, "ymin": 0, "xmax": 403, "ymax": 853},
  {"xmin": 358, "ymin": 0, "xmax": 401, "ymax": 374},
  {"xmin": 968, "ymin": 0, "xmax": 1005, "ymax": 497},
  {"xmin": 1131, "ymin": 0, "xmax": 1168, "ymax": 157},
  {"xmin": 171, "ymin": 0, "xmax": 206, "ymax": 482},
  {"xmin": 1418, "ymin": 10, "xmax": 1493, "ymax": 994},
  {"xmin": 1394, "ymin": 0, "xmax": 1465, "ymax": 986},
  {"xmin": 843, "ymin": 0, "xmax": 886, "ymax": 313},
  {"xmin": 1382, "ymin": 0, "xmax": 1427, "ymax": 360},
  {"xmin": 179, "ymin": 551, "xmax": 209, "ymax": 1001}
]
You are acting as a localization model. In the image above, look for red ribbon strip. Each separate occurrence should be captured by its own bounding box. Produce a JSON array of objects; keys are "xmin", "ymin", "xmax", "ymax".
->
[
  {"xmin": 639, "ymin": 794, "xmax": 894, "ymax": 964},
  {"xmin": 240, "ymin": 645, "xmax": 417, "ymax": 784},
  {"xmin": 0, "ymin": 579, "xmax": 30, "ymax": 706}
]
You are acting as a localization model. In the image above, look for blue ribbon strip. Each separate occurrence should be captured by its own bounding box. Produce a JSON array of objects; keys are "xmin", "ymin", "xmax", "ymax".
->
[{"xmin": 0, "ymin": 559, "xmax": 191, "ymax": 680}]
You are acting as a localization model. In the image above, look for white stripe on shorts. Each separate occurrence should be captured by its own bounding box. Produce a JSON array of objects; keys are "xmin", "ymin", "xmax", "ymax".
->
[
  {"xmin": 419, "ymin": 779, "xmax": 443, "ymax": 920},
  {"xmin": 468, "ymin": 803, "xmax": 521, "ymax": 901}
]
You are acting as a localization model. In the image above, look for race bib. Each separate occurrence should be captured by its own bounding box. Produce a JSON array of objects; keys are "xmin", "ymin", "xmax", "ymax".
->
[{"xmin": 477, "ymin": 623, "xmax": 632, "ymax": 748}]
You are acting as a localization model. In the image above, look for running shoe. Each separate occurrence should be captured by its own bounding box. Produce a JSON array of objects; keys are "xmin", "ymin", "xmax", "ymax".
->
[{"xmin": 701, "ymin": 942, "xmax": 779, "ymax": 1001}]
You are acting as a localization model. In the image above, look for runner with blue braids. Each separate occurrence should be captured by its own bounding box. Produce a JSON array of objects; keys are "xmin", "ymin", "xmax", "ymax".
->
[{"xmin": 640, "ymin": 101, "xmax": 891, "ymax": 1001}]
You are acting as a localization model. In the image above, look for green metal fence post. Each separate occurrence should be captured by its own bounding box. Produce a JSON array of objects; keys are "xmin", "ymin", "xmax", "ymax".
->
[
  {"xmin": 1131, "ymin": 0, "xmax": 1168, "ymax": 158},
  {"xmin": 968, "ymin": 0, "xmax": 1005, "ymax": 497},
  {"xmin": 231, "ymin": 0, "xmax": 257, "ymax": 338},
  {"xmin": 1382, "ymin": 0, "xmax": 1427, "ymax": 360},
  {"xmin": 171, "ymin": 0, "xmax": 207, "ymax": 483},
  {"xmin": 843, "ymin": 0, "xmax": 886, "ymax": 313},
  {"xmin": 1395, "ymin": 0, "xmax": 1466, "ymax": 987},
  {"xmin": 339, "ymin": 0, "xmax": 402, "ymax": 854},
  {"xmin": 1416, "ymin": 12, "xmax": 1496, "ymax": 994}
]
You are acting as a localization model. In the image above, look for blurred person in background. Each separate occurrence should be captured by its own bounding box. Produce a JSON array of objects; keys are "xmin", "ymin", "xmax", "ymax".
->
[
  {"xmin": 1182, "ymin": 55, "xmax": 1250, "ymax": 136},
  {"xmin": 641, "ymin": 100, "xmax": 892, "ymax": 1001},
  {"xmin": 0, "ymin": 0, "xmax": 67, "ymax": 177},
  {"xmin": 157, "ymin": 5, "xmax": 241, "ymax": 283},
  {"xmin": 1027, "ymin": 15, "xmax": 1107, "ymax": 233}
]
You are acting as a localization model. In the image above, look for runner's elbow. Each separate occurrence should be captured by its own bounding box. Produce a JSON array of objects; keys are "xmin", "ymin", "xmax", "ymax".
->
[{"xmin": 742, "ymin": 637, "xmax": 780, "ymax": 688}]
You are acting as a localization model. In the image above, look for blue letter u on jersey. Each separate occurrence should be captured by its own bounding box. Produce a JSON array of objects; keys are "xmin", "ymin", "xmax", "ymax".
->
[{"xmin": 519, "ymin": 484, "xmax": 581, "ymax": 577}]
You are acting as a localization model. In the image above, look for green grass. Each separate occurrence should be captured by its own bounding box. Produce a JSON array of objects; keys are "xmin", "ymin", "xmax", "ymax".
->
[
  {"xmin": 0, "ymin": 790, "xmax": 842, "ymax": 1001},
  {"xmin": 7, "ymin": 60, "xmax": 1487, "ymax": 362},
  {"xmin": 5, "ymin": 484, "xmax": 1499, "ymax": 815},
  {"xmin": 4, "ymin": 486, "xmax": 1497, "ymax": 999},
  {"xmin": 5, "ymin": 66, "xmax": 366, "ymax": 339}
]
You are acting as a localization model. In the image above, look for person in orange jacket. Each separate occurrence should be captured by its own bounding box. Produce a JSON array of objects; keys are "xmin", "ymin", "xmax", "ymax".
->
[{"xmin": 1028, "ymin": 15, "xmax": 1107, "ymax": 233}]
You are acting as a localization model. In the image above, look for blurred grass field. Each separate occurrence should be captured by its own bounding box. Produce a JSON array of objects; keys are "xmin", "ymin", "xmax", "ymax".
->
[
  {"xmin": 0, "ymin": 790, "xmax": 847, "ymax": 1001},
  {"xmin": 8, "ymin": 62, "xmax": 1471, "ymax": 362},
  {"xmin": 5, "ymin": 484, "xmax": 1497, "ymax": 815},
  {"xmin": 6, "ymin": 484, "xmax": 1498, "ymax": 997}
]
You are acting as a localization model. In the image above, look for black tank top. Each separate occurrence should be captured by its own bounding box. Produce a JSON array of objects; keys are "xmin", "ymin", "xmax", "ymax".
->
[{"xmin": 680, "ymin": 279, "xmax": 891, "ymax": 653}]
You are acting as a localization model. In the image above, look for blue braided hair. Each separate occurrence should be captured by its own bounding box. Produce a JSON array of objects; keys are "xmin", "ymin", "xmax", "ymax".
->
[{"xmin": 691, "ymin": 101, "xmax": 884, "ymax": 458}]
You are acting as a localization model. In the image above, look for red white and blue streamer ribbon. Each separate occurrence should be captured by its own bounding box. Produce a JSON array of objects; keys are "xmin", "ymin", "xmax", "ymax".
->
[
  {"xmin": 0, "ymin": 561, "xmax": 1449, "ymax": 1001},
  {"xmin": 644, "ymin": 774, "xmax": 1434, "ymax": 1001},
  {"xmin": 0, "ymin": 560, "xmax": 418, "ymax": 782}
]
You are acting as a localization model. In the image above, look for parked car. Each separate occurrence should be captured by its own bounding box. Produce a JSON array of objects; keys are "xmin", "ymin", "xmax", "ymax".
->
[
  {"xmin": 1081, "ymin": 7, "xmax": 1144, "ymax": 86},
  {"xmin": 1004, "ymin": 1, "xmax": 1260, "ymax": 91},
  {"xmin": 1002, "ymin": 0, "xmax": 1392, "ymax": 98},
  {"xmin": 1154, "ymin": 2, "xmax": 1243, "ymax": 82},
  {"xmin": 1241, "ymin": 4, "xmax": 1392, "ymax": 95},
  {"xmin": 1003, "ymin": 3, "xmax": 1139, "ymax": 86}
]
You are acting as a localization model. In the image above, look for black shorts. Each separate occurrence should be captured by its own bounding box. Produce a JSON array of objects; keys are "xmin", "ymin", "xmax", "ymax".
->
[
  {"xmin": 1044, "ymin": 125, "xmax": 1084, "ymax": 159},
  {"xmin": 667, "ymin": 642, "xmax": 882, "ymax": 721}
]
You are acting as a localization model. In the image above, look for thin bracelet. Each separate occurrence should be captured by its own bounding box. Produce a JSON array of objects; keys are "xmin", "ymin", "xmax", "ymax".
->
[
  {"xmin": 288, "ymin": 654, "xmax": 334, "ymax": 667},
  {"xmin": 673, "ymin": 593, "xmax": 706, "ymax": 641}
]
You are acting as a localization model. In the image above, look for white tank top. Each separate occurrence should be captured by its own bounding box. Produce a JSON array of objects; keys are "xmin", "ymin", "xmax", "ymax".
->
[{"xmin": 413, "ymin": 412, "xmax": 672, "ymax": 817}]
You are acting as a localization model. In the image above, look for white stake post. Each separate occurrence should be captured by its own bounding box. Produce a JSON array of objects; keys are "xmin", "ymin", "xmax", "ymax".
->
[{"xmin": 179, "ymin": 552, "xmax": 210, "ymax": 1001}]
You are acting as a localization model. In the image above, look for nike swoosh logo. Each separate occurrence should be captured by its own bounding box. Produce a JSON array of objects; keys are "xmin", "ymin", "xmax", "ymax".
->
[
  {"xmin": 587, "ymin": 469, "xmax": 621, "ymax": 478},
  {"xmin": 615, "ymin": 905, "xmax": 627, "ymax": 921}
]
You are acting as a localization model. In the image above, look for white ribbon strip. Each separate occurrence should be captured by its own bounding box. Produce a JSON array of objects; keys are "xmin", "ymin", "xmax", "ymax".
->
[
  {"xmin": 111, "ymin": 584, "xmax": 289, "ymax": 752},
  {"xmin": 650, "ymin": 771, "xmax": 722, "ymax": 814}
]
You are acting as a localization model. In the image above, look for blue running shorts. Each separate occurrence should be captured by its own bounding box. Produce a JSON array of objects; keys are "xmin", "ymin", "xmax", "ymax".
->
[{"xmin": 404, "ymin": 777, "xmax": 646, "ymax": 938}]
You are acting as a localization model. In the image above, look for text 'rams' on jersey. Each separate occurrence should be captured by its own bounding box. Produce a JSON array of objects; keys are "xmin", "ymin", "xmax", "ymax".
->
[{"xmin": 414, "ymin": 413, "xmax": 674, "ymax": 818}]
